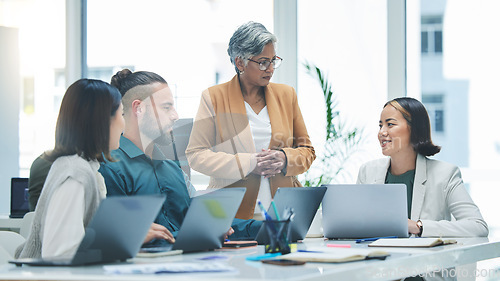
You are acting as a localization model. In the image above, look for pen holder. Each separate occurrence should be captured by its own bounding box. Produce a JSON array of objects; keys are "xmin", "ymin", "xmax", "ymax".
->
[{"xmin": 264, "ymin": 219, "xmax": 291, "ymax": 254}]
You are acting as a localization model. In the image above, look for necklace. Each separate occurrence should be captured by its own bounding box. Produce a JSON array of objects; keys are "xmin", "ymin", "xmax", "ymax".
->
[
  {"xmin": 250, "ymin": 96, "xmax": 264, "ymax": 105},
  {"xmin": 243, "ymin": 90, "xmax": 265, "ymax": 105}
]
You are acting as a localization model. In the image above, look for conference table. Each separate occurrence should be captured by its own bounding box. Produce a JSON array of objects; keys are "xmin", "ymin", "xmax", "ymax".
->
[{"xmin": 0, "ymin": 237, "xmax": 499, "ymax": 280}]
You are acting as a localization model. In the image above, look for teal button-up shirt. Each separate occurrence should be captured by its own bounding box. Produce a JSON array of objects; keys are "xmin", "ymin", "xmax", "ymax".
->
[
  {"xmin": 99, "ymin": 136, "xmax": 193, "ymax": 240},
  {"xmin": 99, "ymin": 136, "xmax": 261, "ymax": 245}
]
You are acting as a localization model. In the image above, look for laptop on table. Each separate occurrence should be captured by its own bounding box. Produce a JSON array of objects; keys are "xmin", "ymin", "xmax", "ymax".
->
[
  {"xmin": 141, "ymin": 187, "xmax": 246, "ymax": 253},
  {"xmin": 10, "ymin": 195, "xmax": 166, "ymax": 266},
  {"xmin": 254, "ymin": 187, "xmax": 327, "ymax": 244},
  {"xmin": 322, "ymin": 184, "xmax": 409, "ymax": 239},
  {"xmin": 10, "ymin": 178, "xmax": 30, "ymax": 218}
]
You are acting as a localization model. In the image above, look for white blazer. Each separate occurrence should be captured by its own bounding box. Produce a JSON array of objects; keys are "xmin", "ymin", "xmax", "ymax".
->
[{"xmin": 357, "ymin": 154, "xmax": 488, "ymax": 237}]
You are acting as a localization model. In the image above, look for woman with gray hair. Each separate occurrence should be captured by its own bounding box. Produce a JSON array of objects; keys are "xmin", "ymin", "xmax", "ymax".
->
[{"xmin": 187, "ymin": 22, "xmax": 315, "ymax": 220}]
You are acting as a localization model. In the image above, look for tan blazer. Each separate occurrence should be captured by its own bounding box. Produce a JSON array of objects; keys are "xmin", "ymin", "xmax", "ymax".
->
[
  {"xmin": 357, "ymin": 154, "xmax": 488, "ymax": 237},
  {"xmin": 186, "ymin": 75, "xmax": 315, "ymax": 219}
]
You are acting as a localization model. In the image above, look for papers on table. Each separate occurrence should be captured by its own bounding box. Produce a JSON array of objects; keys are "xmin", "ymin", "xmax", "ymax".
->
[
  {"xmin": 368, "ymin": 238, "xmax": 457, "ymax": 248},
  {"xmin": 103, "ymin": 262, "xmax": 237, "ymax": 274}
]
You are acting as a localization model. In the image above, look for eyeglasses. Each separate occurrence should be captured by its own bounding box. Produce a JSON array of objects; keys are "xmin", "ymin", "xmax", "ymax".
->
[{"xmin": 247, "ymin": 56, "xmax": 283, "ymax": 71}]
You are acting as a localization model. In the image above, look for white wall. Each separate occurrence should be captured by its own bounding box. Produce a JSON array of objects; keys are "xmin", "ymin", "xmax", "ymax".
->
[{"xmin": 0, "ymin": 26, "xmax": 20, "ymax": 214}]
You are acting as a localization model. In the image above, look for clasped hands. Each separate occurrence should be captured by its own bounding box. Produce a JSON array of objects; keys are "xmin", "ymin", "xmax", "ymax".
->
[{"xmin": 252, "ymin": 149, "xmax": 287, "ymax": 178}]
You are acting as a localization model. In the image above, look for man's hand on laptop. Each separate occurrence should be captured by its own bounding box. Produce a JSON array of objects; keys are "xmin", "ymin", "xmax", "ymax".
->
[
  {"xmin": 144, "ymin": 223, "xmax": 175, "ymax": 244},
  {"xmin": 225, "ymin": 227, "xmax": 235, "ymax": 240}
]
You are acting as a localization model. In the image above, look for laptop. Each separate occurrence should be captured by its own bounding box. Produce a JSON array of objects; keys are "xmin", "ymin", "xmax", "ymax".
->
[
  {"xmin": 10, "ymin": 178, "xmax": 30, "ymax": 218},
  {"xmin": 254, "ymin": 187, "xmax": 327, "ymax": 244},
  {"xmin": 10, "ymin": 195, "xmax": 166, "ymax": 266},
  {"xmin": 141, "ymin": 187, "xmax": 246, "ymax": 253},
  {"xmin": 322, "ymin": 184, "xmax": 409, "ymax": 239}
]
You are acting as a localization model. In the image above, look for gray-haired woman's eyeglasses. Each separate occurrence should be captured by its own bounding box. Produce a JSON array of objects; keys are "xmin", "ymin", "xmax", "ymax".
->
[{"xmin": 247, "ymin": 56, "xmax": 283, "ymax": 71}]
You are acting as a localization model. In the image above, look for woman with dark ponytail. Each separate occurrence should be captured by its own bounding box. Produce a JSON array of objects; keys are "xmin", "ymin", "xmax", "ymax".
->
[
  {"xmin": 16, "ymin": 79, "xmax": 125, "ymax": 259},
  {"xmin": 357, "ymin": 97, "xmax": 488, "ymax": 237},
  {"xmin": 16, "ymin": 78, "xmax": 173, "ymax": 260}
]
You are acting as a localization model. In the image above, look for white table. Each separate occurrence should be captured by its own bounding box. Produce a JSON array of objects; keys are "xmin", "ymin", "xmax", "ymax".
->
[
  {"xmin": 0, "ymin": 215, "xmax": 22, "ymax": 233},
  {"xmin": 0, "ymin": 238, "xmax": 499, "ymax": 280}
]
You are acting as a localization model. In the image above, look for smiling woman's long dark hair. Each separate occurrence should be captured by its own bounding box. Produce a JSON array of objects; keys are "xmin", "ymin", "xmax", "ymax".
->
[
  {"xmin": 385, "ymin": 97, "xmax": 441, "ymax": 156},
  {"xmin": 47, "ymin": 79, "xmax": 122, "ymax": 162}
]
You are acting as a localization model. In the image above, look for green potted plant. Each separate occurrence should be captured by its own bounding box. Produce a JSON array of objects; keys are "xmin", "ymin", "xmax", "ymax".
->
[
  {"xmin": 300, "ymin": 62, "xmax": 365, "ymax": 237},
  {"xmin": 300, "ymin": 62, "xmax": 365, "ymax": 187}
]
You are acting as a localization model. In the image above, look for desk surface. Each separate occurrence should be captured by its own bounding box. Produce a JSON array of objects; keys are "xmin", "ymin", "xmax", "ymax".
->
[
  {"xmin": 0, "ymin": 238, "xmax": 499, "ymax": 281},
  {"xmin": 0, "ymin": 215, "xmax": 22, "ymax": 232}
]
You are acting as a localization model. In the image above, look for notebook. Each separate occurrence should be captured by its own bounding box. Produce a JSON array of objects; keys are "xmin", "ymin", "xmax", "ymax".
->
[
  {"xmin": 140, "ymin": 187, "xmax": 246, "ymax": 253},
  {"xmin": 10, "ymin": 195, "xmax": 166, "ymax": 266},
  {"xmin": 254, "ymin": 187, "xmax": 327, "ymax": 244},
  {"xmin": 10, "ymin": 178, "xmax": 30, "ymax": 218},
  {"xmin": 368, "ymin": 238, "xmax": 457, "ymax": 248},
  {"xmin": 322, "ymin": 184, "xmax": 409, "ymax": 239},
  {"xmin": 280, "ymin": 247, "xmax": 389, "ymax": 263}
]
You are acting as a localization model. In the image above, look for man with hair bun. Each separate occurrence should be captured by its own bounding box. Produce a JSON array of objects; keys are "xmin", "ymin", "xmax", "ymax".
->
[{"xmin": 100, "ymin": 69, "xmax": 261, "ymax": 247}]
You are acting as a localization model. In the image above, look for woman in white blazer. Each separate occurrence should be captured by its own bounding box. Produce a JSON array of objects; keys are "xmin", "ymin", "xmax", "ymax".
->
[{"xmin": 357, "ymin": 97, "xmax": 488, "ymax": 237}]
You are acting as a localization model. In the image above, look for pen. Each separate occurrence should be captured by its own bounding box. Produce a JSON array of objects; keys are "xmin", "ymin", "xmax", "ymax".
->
[
  {"xmin": 326, "ymin": 244, "xmax": 351, "ymax": 248},
  {"xmin": 258, "ymin": 200, "xmax": 279, "ymax": 237},
  {"xmin": 355, "ymin": 236, "xmax": 398, "ymax": 243},
  {"xmin": 245, "ymin": 253, "xmax": 282, "ymax": 261},
  {"xmin": 298, "ymin": 250, "xmax": 323, "ymax": 253},
  {"xmin": 282, "ymin": 207, "xmax": 295, "ymax": 221},
  {"xmin": 270, "ymin": 200, "xmax": 281, "ymax": 220},
  {"xmin": 257, "ymin": 200, "xmax": 272, "ymax": 221}
]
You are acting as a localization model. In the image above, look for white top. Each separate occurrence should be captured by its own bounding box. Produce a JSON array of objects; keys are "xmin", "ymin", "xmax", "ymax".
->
[
  {"xmin": 244, "ymin": 102, "xmax": 272, "ymax": 213},
  {"xmin": 42, "ymin": 168, "xmax": 107, "ymax": 258}
]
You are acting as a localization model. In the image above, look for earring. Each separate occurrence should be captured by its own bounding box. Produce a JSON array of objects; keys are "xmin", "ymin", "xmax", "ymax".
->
[{"xmin": 239, "ymin": 69, "xmax": 245, "ymax": 75}]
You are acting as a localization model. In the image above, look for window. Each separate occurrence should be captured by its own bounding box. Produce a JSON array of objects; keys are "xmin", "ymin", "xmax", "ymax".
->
[
  {"xmin": 422, "ymin": 94, "xmax": 444, "ymax": 133},
  {"xmin": 298, "ymin": 0, "xmax": 388, "ymax": 183},
  {"xmin": 0, "ymin": 0, "xmax": 66, "ymax": 213},
  {"xmin": 87, "ymin": 66, "xmax": 134, "ymax": 82},
  {"xmin": 0, "ymin": 0, "xmax": 66, "ymax": 175},
  {"xmin": 408, "ymin": 0, "xmax": 500, "ymax": 241},
  {"xmin": 421, "ymin": 15, "xmax": 443, "ymax": 55},
  {"xmin": 87, "ymin": 0, "xmax": 273, "ymax": 120},
  {"xmin": 87, "ymin": 0, "xmax": 273, "ymax": 189}
]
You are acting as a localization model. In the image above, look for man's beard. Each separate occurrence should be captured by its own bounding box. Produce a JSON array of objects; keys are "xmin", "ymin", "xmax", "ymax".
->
[{"xmin": 152, "ymin": 131, "xmax": 173, "ymax": 146}]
